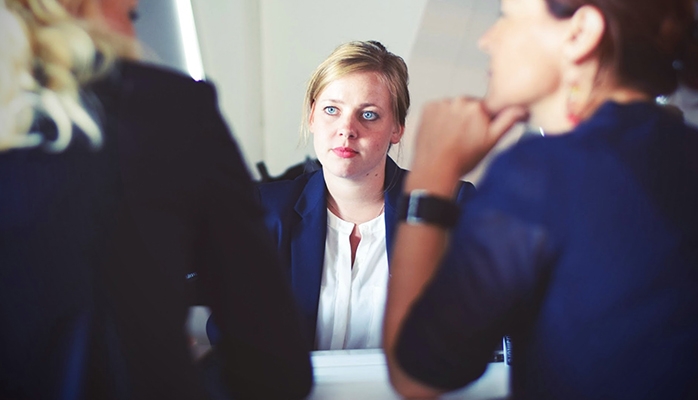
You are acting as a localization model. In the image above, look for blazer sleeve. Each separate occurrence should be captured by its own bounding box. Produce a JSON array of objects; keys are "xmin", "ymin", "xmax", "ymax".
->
[{"xmin": 191, "ymin": 83, "xmax": 312, "ymax": 399}]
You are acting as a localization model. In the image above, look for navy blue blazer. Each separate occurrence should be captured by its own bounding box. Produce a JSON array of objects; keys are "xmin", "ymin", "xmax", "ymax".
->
[
  {"xmin": 258, "ymin": 157, "xmax": 476, "ymax": 348},
  {"xmin": 0, "ymin": 61, "xmax": 312, "ymax": 400},
  {"xmin": 395, "ymin": 102, "xmax": 698, "ymax": 399}
]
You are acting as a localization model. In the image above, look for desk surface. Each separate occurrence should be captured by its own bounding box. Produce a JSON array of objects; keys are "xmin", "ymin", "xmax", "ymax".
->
[
  {"xmin": 187, "ymin": 308, "xmax": 510, "ymax": 398},
  {"xmin": 309, "ymin": 349, "xmax": 510, "ymax": 399}
]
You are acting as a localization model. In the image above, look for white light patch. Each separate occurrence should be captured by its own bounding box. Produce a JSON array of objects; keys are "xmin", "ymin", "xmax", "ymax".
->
[{"xmin": 175, "ymin": 0, "xmax": 205, "ymax": 81}]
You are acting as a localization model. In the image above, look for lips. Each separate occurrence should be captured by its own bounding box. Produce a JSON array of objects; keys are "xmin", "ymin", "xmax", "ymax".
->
[{"xmin": 332, "ymin": 147, "xmax": 358, "ymax": 158}]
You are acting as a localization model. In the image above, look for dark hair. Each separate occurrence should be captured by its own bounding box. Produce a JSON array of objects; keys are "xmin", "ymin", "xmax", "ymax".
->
[
  {"xmin": 681, "ymin": 19, "xmax": 698, "ymax": 89},
  {"xmin": 545, "ymin": 0, "xmax": 698, "ymax": 96}
]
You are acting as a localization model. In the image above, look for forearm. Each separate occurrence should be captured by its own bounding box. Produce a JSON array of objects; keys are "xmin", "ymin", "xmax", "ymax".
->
[
  {"xmin": 383, "ymin": 170, "xmax": 461, "ymax": 398},
  {"xmin": 384, "ymin": 98, "xmax": 524, "ymax": 397}
]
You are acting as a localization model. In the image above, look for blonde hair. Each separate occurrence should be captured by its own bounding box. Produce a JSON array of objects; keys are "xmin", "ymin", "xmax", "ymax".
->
[
  {"xmin": 300, "ymin": 40, "xmax": 410, "ymax": 144},
  {"xmin": 0, "ymin": 0, "xmax": 136, "ymax": 152}
]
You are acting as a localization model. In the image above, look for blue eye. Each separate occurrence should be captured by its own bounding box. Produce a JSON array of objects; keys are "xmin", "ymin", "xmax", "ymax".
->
[
  {"xmin": 363, "ymin": 111, "xmax": 378, "ymax": 121},
  {"xmin": 324, "ymin": 106, "xmax": 338, "ymax": 115}
]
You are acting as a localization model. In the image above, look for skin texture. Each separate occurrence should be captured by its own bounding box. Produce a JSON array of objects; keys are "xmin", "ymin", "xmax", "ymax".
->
[
  {"xmin": 98, "ymin": 0, "xmax": 138, "ymax": 37},
  {"xmin": 310, "ymin": 70, "xmax": 404, "ymax": 264},
  {"xmin": 383, "ymin": 0, "xmax": 649, "ymax": 398},
  {"xmin": 61, "ymin": 0, "xmax": 138, "ymax": 37},
  {"xmin": 311, "ymin": 71, "xmax": 403, "ymax": 184},
  {"xmin": 478, "ymin": 0, "xmax": 568, "ymax": 119}
]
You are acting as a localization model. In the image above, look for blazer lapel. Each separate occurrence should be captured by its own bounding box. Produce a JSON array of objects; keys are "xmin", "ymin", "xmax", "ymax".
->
[
  {"xmin": 291, "ymin": 171, "xmax": 327, "ymax": 346},
  {"xmin": 384, "ymin": 157, "xmax": 406, "ymax": 265}
]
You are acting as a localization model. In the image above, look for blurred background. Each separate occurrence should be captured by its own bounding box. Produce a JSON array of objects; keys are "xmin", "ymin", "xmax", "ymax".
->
[{"xmin": 135, "ymin": 0, "xmax": 509, "ymax": 183}]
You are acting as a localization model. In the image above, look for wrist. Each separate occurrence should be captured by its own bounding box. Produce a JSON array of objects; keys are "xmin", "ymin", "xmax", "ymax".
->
[
  {"xmin": 404, "ymin": 170, "xmax": 462, "ymax": 199},
  {"xmin": 397, "ymin": 189, "xmax": 460, "ymax": 229}
]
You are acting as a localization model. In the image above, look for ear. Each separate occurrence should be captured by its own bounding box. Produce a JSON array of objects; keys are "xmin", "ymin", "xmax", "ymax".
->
[
  {"xmin": 563, "ymin": 5, "xmax": 606, "ymax": 65},
  {"xmin": 390, "ymin": 124, "xmax": 405, "ymax": 144}
]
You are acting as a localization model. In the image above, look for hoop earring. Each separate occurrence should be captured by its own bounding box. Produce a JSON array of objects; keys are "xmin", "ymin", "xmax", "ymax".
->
[{"xmin": 566, "ymin": 85, "xmax": 582, "ymax": 126}]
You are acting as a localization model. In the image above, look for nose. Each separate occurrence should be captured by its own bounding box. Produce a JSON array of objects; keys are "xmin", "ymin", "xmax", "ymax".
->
[{"xmin": 337, "ymin": 114, "xmax": 358, "ymax": 139}]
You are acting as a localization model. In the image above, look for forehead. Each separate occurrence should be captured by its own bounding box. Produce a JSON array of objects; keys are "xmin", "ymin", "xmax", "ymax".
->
[{"xmin": 316, "ymin": 71, "xmax": 391, "ymax": 103}]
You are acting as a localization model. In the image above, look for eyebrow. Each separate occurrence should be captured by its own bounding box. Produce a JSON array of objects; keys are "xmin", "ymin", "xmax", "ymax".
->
[{"xmin": 319, "ymin": 99, "xmax": 384, "ymax": 109}]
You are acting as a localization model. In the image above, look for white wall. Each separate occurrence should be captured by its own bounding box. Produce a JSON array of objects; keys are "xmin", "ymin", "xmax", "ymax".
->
[
  {"xmin": 258, "ymin": 0, "xmax": 430, "ymax": 176},
  {"xmin": 155, "ymin": 0, "xmax": 516, "ymax": 182},
  {"xmin": 134, "ymin": 1, "xmax": 188, "ymax": 75},
  {"xmin": 191, "ymin": 0, "xmax": 263, "ymax": 175},
  {"xmin": 404, "ymin": 0, "xmax": 525, "ymax": 184},
  {"xmin": 190, "ymin": 0, "xmax": 429, "ymax": 177}
]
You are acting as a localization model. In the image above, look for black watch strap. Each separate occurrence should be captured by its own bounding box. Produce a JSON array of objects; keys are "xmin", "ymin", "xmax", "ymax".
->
[{"xmin": 397, "ymin": 189, "xmax": 460, "ymax": 229}]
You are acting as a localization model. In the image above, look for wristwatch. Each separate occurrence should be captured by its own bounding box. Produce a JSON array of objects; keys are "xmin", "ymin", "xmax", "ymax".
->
[{"xmin": 397, "ymin": 189, "xmax": 460, "ymax": 229}]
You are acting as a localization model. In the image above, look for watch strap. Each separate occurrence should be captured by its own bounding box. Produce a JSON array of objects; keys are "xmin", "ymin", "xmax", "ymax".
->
[{"xmin": 397, "ymin": 189, "xmax": 460, "ymax": 228}]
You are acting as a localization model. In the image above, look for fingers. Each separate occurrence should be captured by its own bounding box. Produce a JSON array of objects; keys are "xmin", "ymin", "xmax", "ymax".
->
[
  {"xmin": 488, "ymin": 106, "xmax": 528, "ymax": 140},
  {"xmin": 412, "ymin": 97, "xmax": 529, "ymax": 177}
]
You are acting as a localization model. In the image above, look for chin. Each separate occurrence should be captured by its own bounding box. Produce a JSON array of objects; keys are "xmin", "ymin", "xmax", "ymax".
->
[
  {"xmin": 482, "ymin": 94, "xmax": 506, "ymax": 116},
  {"xmin": 322, "ymin": 162, "xmax": 353, "ymax": 179},
  {"xmin": 483, "ymin": 91, "xmax": 530, "ymax": 119}
]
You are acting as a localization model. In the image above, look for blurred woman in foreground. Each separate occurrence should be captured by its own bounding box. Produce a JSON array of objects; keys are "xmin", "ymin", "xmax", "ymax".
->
[
  {"xmin": 384, "ymin": 0, "xmax": 698, "ymax": 398},
  {"xmin": 0, "ymin": 1, "xmax": 312, "ymax": 399}
]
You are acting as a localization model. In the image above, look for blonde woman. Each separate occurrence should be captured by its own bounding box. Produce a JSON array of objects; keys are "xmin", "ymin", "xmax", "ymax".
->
[
  {"xmin": 0, "ymin": 1, "xmax": 312, "ymax": 399},
  {"xmin": 256, "ymin": 41, "xmax": 475, "ymax": 350}
]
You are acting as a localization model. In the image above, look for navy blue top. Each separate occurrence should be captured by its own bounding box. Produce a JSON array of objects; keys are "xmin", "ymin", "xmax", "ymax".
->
[
  {"xmin": 0, "ymin": 62, "xmax": 312, "ymax": 400},
  {"xmin": 257, "ymin": 157, "xmax": 476, "ymax": 348},
  {"xmin": 396, "ymin": 101, "xmax": 698, "ymax": 399}
]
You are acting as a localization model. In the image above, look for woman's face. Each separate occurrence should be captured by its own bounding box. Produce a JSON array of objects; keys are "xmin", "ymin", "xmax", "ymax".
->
[
  {"xmin": 479, "ymin": 0, "xmax": 569, "ymax": 116},
  {"xmin": 98, "ymin": 0, "xmax": 139, "ymax": 37},
  {"xmin": 62, "ymin": 0, "xmax": 139, "ymax": 37},
  {"xmin": 310, "ymin": 71, "xmax": 403, "ymax": 181}
]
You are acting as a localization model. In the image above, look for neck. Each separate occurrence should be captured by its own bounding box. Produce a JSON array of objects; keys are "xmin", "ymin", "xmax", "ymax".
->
[
  {"xmin": 531, "ymin": 85, "xmax": 651, "ymax": 136},
  {"xmin": 324, "ymin": 167, "xmax": 386, "ymax": 225},
  {"xmin": 529, "ymin": 87, "xmax": 571, "ymax": 134}
]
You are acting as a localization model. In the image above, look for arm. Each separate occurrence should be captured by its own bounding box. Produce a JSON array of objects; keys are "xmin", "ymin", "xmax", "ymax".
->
[
  {"xmin": 195, "ymin": 85, "xmax": 312, "ymax": 399},
  {"xmin": 383, "ymin": 99, "xmax": 525, "ymax": 398}
]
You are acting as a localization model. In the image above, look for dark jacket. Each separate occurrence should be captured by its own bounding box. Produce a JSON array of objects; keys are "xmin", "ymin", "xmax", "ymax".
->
[
  {"xmin": 396, "ymin": 101, "xmax": 698, "ymax": 399},
  {"xmin": 258, "ymin": 157, "xmax": 476, "ymax": 347},
  {"xmin": 0, "ymin": 62, "xmax": 312, "ymax": 400}
]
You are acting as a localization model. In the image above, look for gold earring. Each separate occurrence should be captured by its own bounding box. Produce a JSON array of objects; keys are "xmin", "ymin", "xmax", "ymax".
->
[{"xmin": 566, "ymin": 85, "xmax": 582, "ymax": 126}]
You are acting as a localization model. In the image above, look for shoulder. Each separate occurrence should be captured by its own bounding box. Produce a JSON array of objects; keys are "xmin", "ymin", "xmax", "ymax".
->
[
  {"xmin": 258, "ymin": 171, "xmax": 321, "ymax": 214},
  {"xmin": 120, "ymin": 61, "xmax": 214, "ymax": 95},
  {"xmin": 94, "ymin": 60, "xmax": 218, "ymax": 113},
  {"xmin": 466, "ymin": 134, "xmax": 572, "ymax": 223}
]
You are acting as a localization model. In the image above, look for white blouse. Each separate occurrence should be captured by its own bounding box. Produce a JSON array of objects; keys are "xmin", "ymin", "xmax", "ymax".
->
[{"xmin": 314, "ymin": 209, "xmax": 389, "ymax": 350}]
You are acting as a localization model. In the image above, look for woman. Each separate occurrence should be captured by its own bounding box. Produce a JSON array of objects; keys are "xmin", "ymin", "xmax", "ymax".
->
[
  {"xmin": 384, "ymin": 0, "xmax": 698, "ymax": 398},
  {"xmin": 258, "ymin": 41, "xmax": 475, "ymax": 350},
  {"xmin": 0, "ymin": 1, "xmax": 312, "ymax": 399}
]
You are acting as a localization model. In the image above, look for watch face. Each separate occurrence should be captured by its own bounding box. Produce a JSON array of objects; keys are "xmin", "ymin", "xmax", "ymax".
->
[{"xmin": 399, "ymin": 191, "xmax": 459, "ymax": 228}]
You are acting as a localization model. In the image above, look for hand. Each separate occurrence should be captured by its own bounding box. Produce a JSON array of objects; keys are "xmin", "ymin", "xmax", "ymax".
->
[{"xmin": 411, "ymin": 97, "xmax": 527, "ymax": 182}]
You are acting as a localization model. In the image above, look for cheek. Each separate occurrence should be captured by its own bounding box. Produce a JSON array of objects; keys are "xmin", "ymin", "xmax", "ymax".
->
[
  {"xmin": 107, "ymin": 17, "xmax": 134, "ymax": 36},
  {"xmin": 311, "ymin": 122, "xmax": 330, "ymax": 156},
  {"xmin": 369, "ymin": 127, "xmax": 398, "ymax": 152},
  {"xmin": 487, "ymin": 31, "xmax": 563, "ymax": 109}
]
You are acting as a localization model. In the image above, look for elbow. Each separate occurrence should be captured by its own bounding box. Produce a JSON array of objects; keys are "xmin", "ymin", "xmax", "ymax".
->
[
  {"xmin": 294, "ymin": 366, "xmax": 315, "ymax": 399},
  {"xmin": 388, "ymin": 371, "xmax": 442, "ymax": 399},
  {"xmin": 275, "ymin": 357, "xmax": 314, "ymax": 399},
  {"xmin": 386, "ymin": 358, "xmax": 443, "ymax": 399}
]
